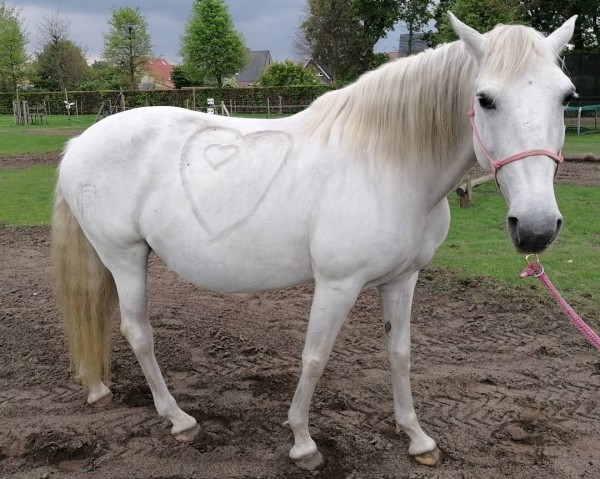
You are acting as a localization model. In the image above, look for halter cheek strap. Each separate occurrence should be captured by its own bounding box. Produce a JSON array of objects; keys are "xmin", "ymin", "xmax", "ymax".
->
[{"xmin": 468, "ymin": 104, "xmax": 564, "ymax": 182}]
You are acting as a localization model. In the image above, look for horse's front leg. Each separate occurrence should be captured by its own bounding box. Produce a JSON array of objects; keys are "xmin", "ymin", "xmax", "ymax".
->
[
  {"xmin": 379, "ymin": 273, "xmax": 441, "ymax": 466},
  {"xmin": 287, "ymin": 279, "xmax": 361, "ymax": 470}
]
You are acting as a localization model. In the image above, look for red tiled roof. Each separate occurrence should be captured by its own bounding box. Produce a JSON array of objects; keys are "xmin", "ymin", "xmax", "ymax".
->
[{"xmin": 147, "ymin": 57, "xmax": 174, "ymax": 88}]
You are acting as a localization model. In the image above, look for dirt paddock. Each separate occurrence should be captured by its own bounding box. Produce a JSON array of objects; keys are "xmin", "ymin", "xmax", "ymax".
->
[{"xmin": 1, "ymin": 154, "xmax": 599, "ymax": 478}]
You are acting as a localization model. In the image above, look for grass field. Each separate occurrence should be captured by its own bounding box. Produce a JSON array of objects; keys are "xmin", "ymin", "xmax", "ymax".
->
[
  {"xmin": 563, "ymin": 133, "xmax": 600, "ymax": 154},
  {"xmin": 0, "ymin": 114, "xmax": 97, "ymax": 130},
  {"xmin": 0, "ymin": 115, "xmax": 96, "ymax": 154},
  {"xmin": 0, "ymin": 114, "xmax": 598, "ymax": 155},
  {"xmin": 0, "ymin": 166, "xmax": 55, "ymax": 225},
  {"xmin": 434, "ymin": 182, "xmax": 599, "ymax": 313}
]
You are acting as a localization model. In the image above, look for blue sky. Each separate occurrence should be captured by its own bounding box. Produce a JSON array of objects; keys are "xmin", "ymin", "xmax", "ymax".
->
[{"xmin": 18, "ymin": 0, "xmax": 411, "ymax": 64}]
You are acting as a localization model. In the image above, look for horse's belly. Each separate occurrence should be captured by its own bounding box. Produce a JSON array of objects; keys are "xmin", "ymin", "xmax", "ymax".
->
[
  {"xmin": 144, "ymin": 200, "xmax": 313, "ymax": 293},
  {"xmin": 153, "ymin": 239, "xmax": 313, "ymax": 293}
]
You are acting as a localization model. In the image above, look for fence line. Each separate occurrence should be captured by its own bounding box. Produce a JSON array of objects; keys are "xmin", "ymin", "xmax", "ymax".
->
[{"xmin": 0, "ymin": 86, "xmax": 335, "ymax": 116}]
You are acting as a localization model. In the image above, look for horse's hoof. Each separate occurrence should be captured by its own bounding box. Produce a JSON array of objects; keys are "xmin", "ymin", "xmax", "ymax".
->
[
  {"xmin": 412, "ymin": 447, "xmax": 442, "ymax": 466},
  {"xmin": 292, "ymin": 449, "xmax": 325, "ymax": 471},
  {"xmin": 87, "ymin": 390, "xmax": 113, "ymax": 408},
  {"xmin": 173, "ymin": 424, "xmax": 201, "ymax": 442}
]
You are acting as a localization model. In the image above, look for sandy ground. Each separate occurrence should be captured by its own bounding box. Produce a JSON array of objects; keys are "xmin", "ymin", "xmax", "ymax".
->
[{"xmin": 1, "ymin": 154, "xmax": 599, "ymax": 479}]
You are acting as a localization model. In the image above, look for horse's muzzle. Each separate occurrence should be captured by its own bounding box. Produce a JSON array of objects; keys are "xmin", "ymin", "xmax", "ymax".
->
[{"xmin": 508, "ymin": 215, "xmax": 563, "ymax": 253}]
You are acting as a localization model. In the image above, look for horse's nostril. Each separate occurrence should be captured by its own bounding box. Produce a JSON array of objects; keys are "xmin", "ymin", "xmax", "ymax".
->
[
  {"xmin": 556, "ymin": 217, "xmax": 563, "ymax": 233},
  {"xmin": 508, "ymin": 216, "xmax": 519, "ymax": 232}
]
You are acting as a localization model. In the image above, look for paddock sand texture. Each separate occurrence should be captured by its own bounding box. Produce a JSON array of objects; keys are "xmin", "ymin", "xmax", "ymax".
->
[{"xmin": 1, "ymin": 153, "xmax": 599, "ymax": 478}]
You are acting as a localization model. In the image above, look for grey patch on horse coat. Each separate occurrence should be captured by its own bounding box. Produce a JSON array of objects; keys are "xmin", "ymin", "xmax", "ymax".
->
[{"xmin": 77, "ymin": 183, "xmax": 96, "ymax": 222}]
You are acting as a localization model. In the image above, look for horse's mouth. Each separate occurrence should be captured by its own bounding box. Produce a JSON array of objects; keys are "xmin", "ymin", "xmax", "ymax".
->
[{"xmin": 508, "ymin": 217, "xmax": 562, "ymax": 254}]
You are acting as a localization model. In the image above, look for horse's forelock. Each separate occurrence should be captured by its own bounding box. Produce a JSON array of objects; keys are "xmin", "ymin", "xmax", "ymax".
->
[{"xmin": 481, "ymin": 24, "xmax": 558, "ymax": 82}]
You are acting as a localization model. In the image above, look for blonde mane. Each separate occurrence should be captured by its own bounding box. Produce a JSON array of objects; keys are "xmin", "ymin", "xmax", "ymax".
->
[{"xmin": 303, "ymin": 23, "xmax": 557, "ymax": 166}]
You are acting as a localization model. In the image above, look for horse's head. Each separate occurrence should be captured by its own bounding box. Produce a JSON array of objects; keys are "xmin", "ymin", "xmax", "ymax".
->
[{"xmin": 450, "ymin": 13, "xmax": 577, "ymax": 254}]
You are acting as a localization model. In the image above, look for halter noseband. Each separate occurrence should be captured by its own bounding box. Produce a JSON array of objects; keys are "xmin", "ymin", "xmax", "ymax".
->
[{"xmin": 468, "ymin": 104, "xmax": 563, "ymax": 183}]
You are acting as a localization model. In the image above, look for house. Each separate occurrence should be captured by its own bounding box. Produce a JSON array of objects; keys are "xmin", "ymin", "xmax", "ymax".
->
[
  {"xmin": 236, "ymin": 50, "xmax": 273, "ymax": 87},
  {"xmin": 139, "ymin": 57, "xmax": 174, "ymax": 90},
  {"xmin": 303, "ymin": 58, "xmax": 333, "ymax": 85},
  {"xmin": 398, "ymin": 33, "xmax": 428, "ymax": 57},
  {"xmin": 385, "ymin": 34, "xmax": 428, "ymax": 63}
]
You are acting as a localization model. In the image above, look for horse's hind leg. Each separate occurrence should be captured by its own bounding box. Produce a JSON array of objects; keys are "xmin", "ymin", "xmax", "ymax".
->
[
  {"xmin": 287, "ymin": 279, "xmax": 361, "ymax": 470},
  {"xmin": 86, "ymin": 378, "xmax": 113, "ymax": 407},
  {"xmin": 379, "ymin": 273, "xmax": 441, "ymax": 466},
  {"xmin": 108, "ymin": 242, "xmax": 199, "ymax": 441}
]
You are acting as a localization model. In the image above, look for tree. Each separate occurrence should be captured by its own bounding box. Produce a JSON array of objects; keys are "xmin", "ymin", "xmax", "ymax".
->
[
  {"xmin": 298, "ymin": 0, "xmax": 399, "ymax": 82},
  {"xmin": 371, "ymin": 52, "xmax": 391, "ymax": 69},
  {"xmin": 0, "ymin": 2, "xmax": 28, "ymax": 93},
  {"xmin": 34, "ymin": 11, "xmax": 90, "ymax": 91},
  {"xmin": 258, "ymin": 61, "xmax": 319, "ymax": 86},
  {"xmin": 352, "ymin": 0, "xmax": 404, "ymax": 48},
  {"xmin": 397, "ymin": 0, "xmax": 433, "ymax": 55},
  {"xmin": 180, "ymin": 0, "xmax": 247, "ymax": 88},
  {"xmin": 79, "ymin": 61, "xmax": 124, "ymax": 91},
  {"xmin": 35, "ymin": 40, "xmax": 90, "ymax": 91},
  {"xmin": 428, "ymin": 0, "xmax": 521, "ymax": 46},
  {"xmin": 102, "ymin": 7, "xmax": 152, "ymax": 90},
  {"xmin": 299, "ymin": 0, "xmax": 356, "ymax": 82},
  {"xmin": 36, "ymin": 9, "xmax": 69, "ymax": 49},
  {"xmin": 171, "ymin": 65, "xmax": 207, "ymax": 88},
  {"xmin": 521, "ymin": 0, "xmax": 599, "ymax": 53}
]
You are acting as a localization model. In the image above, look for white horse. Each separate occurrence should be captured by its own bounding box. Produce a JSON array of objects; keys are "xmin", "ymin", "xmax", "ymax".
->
[{"xmin": 52, "ymin": 14, "xmax": 576, "ymax": 470}]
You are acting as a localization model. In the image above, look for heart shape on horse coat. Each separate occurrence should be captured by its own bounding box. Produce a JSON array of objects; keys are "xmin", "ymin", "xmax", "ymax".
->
[
  {"xmin": 180, "ymin": 127, "xmax": 293, "ymax": 237},
  {"xmin": 204, "ymin": 144, "xmax": 239, "ymax": 170}
]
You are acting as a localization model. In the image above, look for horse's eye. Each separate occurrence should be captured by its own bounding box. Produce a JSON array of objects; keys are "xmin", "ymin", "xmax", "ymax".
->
[
  {"xmin": 563, "ymin": 91, "xmax": 576, "ymax": 106},
  {"xmin": 477, "ymin": 95, "xmax": 496, "ymax": 110}
]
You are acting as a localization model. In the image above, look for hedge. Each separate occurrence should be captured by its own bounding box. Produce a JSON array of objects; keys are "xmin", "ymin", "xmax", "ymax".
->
[{"xmin": 2, "ymin": 85, "xmax": 336, "ymax": 115}]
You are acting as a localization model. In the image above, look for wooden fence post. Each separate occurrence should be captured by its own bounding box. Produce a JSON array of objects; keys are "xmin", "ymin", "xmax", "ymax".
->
[{"xmin": 456, "ymin": 174, "xmax": 494, "ymax": 207}]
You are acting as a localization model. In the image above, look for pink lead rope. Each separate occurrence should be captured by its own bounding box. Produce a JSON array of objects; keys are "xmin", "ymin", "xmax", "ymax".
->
[
  {"xmin": 520, "ymin": 257, "xmax": 600, "ymax": 351},
  {"xmin": 467, "ymin": 103, "xmax": 599, "ymax": 350}
]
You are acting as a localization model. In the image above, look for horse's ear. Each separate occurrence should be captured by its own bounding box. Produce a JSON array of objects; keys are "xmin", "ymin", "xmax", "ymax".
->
[
  {"xmin": 544, "ymin": 16, "xmax": 577, "ymax": 54},
  {"xmin": 448, "ymin": 12, "xmax": 485, "ymax": 60}
]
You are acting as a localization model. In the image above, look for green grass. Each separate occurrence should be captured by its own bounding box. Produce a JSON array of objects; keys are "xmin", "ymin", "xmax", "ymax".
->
[
  {"xmin": 0, "ymin": 114, "xmax": 96, "ymax": 130},
  {"xmin": 435, "ymin": 182, "xmax": 600, "ymax": 313},
  {"xmin": 563, "ymin": 133, "xmax": 600, "ymax": 154},
  {"xmin": 0, "ymin": 166, "xmax": 56, "ymax": 225},
  {"xmin": 0, "ymin": 115, "xmax": 96, "ymax": 155},
  {"xmin": 0, "ymin": 133, "xmax": 73, "ymax": 155}
]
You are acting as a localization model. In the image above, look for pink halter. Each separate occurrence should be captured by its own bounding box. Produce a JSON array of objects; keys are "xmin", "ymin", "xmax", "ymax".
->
[{"xmin": 468, "ymin": 104, "xmax": 564, "ymax": 182}]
